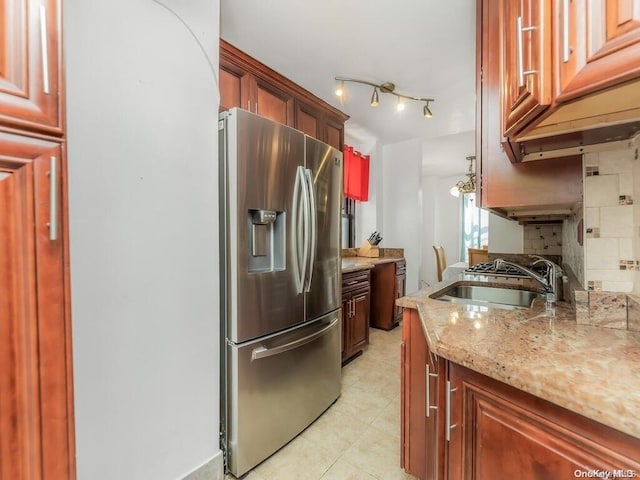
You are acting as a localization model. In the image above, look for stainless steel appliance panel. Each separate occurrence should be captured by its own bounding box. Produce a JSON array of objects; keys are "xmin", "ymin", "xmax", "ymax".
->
[
  {"xmin": 226, "ymin": 312, "xmax": 341, "ymax": 477},
  {"xmin": 223, "ymin": 108, "xmax": 306, "ymax": 343},
  {"xmin": 304, "ymin": 136, "xmax": 342, "ymax": 321}
]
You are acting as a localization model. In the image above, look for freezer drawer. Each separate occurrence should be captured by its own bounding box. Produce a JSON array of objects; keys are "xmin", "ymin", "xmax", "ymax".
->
[{"xmin": 225, "ymin": 311, "xmax": 341, "ymax": 477}]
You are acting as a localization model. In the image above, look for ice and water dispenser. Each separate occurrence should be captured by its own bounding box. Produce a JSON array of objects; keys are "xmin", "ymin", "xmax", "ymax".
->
[{"xmin": 248, "ymin": 209, "xmax": 285, "ymax": 272}]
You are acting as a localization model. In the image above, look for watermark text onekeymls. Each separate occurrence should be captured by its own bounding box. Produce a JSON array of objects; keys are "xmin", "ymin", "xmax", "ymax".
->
[{"xmin": 574, "ymin": 470, "xmax": 638, "ymax": 479}]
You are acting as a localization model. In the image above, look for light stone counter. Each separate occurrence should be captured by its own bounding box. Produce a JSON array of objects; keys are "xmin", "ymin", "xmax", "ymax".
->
[{"xmin": 397, "ymin": 277, "xmax": 640, "ymax": 440}]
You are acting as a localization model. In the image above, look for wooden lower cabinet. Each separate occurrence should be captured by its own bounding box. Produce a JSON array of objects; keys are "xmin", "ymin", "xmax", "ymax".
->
[
  {"xmin": 401, "ymin": 309, "xmax": 640, "ymax": 480},
  {"xmin": 342, "ymin": 270, "xmax": 371, "ymax": 363},
  {"xmin": 0, "ymin": 129, "xmax": 74, "ymax": 480},
  {"xmin": 401, "ymin": 309, "xmax": 445, "ymax": 480},
  {"xmin": 371, "ymin": 259, "xmax": 405, "ymax": 331}
]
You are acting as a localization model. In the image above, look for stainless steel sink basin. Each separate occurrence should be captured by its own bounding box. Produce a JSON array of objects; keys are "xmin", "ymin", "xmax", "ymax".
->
[{"xmin": 431, "ymin": 284, "xmax": 545, "ymax": 310}]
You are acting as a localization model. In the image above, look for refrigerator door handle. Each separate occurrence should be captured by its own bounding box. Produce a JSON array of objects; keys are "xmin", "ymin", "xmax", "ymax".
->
[
  {"xmin": 291, "ymin": 167, "xmax": 308, "ymax": 293},
  {"xmin": 298, "ymin": 166, "xmax": 311, "ymax": 290},
  {"xmin": 304, "ymin": 168, "xmax": 317, "ymax": 292},
  {"xmin": 251, "ymin": 318, "xmax": 338, "ymax": 360}
]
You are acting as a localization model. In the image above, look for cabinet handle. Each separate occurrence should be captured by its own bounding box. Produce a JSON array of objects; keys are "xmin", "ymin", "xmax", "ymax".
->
[
  {"xmin": 445, "ymin": 379, "xmax": 458, "ymax": 441},
  {"xmin": 425, "ymin": 364, "xmax": 438, "ymax": 418},
  {"xmin": 39, "ymin": 4, "xmax": 50, "ymax": 94},
  {"xmin": 47, "ymin": 156, "xmax": 58, "ymax": 240},
  {"xmin": 516, "ymin": 16, "xmax": 537, "ymax": 87},
  {"xmin": 345, "ymin": 280, "xmax": 359, "ymax": 286},
  {"xmin": 563, "ymin": 0, "xmax": 571, "ymax": 63}
]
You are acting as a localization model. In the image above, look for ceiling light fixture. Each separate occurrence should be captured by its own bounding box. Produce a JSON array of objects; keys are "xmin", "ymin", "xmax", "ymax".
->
[
  {"xmin": 334, "ymin": 77, "xmax": 434, "ymax": 117},
  {"xmin": 450, "ymin": 155, "xmax": 476, "ymax": 197},
  {"xmin": 370, "ymin": 88, "xmax": 379, "ymax": 107}
]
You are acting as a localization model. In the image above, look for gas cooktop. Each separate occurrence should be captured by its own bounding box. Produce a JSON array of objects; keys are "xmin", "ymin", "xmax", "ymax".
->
[{"xmin": 465, "ymin": 262, "xmax": 547, "ymax": 278}]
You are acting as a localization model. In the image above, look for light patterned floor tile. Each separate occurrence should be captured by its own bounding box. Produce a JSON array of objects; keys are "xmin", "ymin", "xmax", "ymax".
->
[
  {"xmin": 319, "ymin": 458, "xmax": 378, "ymax": 480},
  {"xmin": 341, "ymin": 424, "xmax": 408, "ymax": 480},
  {"xmin": 300, "ymin": 405, "xmax": 370, "ymax": 457},
  {"xmin": 253, "ymin": 435, "xmax": 337, "ymax": 480}
]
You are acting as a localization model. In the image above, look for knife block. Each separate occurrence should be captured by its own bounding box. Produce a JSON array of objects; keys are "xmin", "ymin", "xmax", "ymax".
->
[{"xmin": 358, "ymin": 240, "xmax": 380, "ymax": 258}]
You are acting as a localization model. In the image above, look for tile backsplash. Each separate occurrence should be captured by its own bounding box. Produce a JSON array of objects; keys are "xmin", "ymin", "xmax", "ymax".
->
[
  {"xmin": 583, "ymin": 139, "xmax": 640, "ymax": 293},
  {"xmin": 523, "ymin": 224, "xmax": 563, "ymax": 256}
]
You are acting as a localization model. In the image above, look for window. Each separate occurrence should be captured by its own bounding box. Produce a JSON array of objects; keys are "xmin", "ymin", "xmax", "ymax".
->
[
  {"xmin": 461, "ymin": 193, "xmax": 488, "ymax": 261},
  {"xmin": 342, "ymin": 197, "xmax": 356, "ymax": 248}
]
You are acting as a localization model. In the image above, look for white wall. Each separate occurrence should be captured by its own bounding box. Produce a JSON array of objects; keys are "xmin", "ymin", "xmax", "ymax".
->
[
  {"xmin": 382, "ymin": 139, "xmax": 423, "ymax": 293},
  {"xmin": 65, "ymin": 1, "xmax": 221, "ymax": 479},
  {"xmin": 422, "ymin": 175, "xmax": 463, "ymax": 285},
  {"xmin": 488, "ymin": 213, "xmax": 524, "ymax": 253}
]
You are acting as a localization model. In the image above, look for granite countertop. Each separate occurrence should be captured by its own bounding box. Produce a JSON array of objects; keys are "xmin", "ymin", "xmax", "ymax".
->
[
  {"xmin": 397, "ymin": 276, "xmax": 640, "ymax": 440},
  {"xmin": 341, "ymin": 256, "xmax": 404, "ymax": 273}
]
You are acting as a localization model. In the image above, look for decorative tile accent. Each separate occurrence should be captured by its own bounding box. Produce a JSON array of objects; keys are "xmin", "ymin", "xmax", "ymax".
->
[
  {"xmin": 620, "ymin": 260, "xmax": 636, "ymax": 270},
  {"xmin": 585, "ymin": 166, "xmax": 600, "ymax": 176},
  {"xmin": 588, "ymin": 291, "xmax": 628, "ymax": 329},
  {"xmin": 587, "ymin": 280, "xmax": 602, "ymax": 291},
  {"xmin": 619, "ymin": 195, "xmax": 634, "ymax": 205},
  {"xmin": 628, "ymin": 294, "xmax": 640, "ymax": 332},
  {"xmin": 523, "ymin": 224, "xmax": 563, "ymax": 256},
  {"xmin": 586, "ymin": 227, "xmax": 600, "ymax": 238}
]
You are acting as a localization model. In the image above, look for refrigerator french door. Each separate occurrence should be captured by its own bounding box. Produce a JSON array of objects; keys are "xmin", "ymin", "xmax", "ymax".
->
[{"xmin": 219, "ymin": 108, "xmax": 342, "ymax": 477}]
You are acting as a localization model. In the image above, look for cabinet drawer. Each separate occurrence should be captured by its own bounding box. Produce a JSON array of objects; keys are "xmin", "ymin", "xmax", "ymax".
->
[{"xmin": 342, "ymin": 270, "xmax": 371, "ymax": 293}]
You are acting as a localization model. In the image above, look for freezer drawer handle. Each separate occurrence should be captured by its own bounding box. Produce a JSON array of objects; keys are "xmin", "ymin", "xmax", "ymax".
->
[{"xmin": 251, "ymin": 318, "xmax": 338, "ymax": 360}]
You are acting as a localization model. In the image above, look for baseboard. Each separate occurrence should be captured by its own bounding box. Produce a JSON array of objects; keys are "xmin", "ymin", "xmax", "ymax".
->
[{"xmin": 181, "ymin": 450, "xmax": 224, "ymax": 480}]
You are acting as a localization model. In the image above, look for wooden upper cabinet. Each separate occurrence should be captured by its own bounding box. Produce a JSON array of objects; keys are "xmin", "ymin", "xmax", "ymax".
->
[
  {"xmin": 501, "ymin": 0, "xmax": 553, "ymax": 136},
  {"xmin": 0, "ymin": 0, "xmax": 61, "ymax": 135},
  {"xmin": 325, "ymin": 117, "xmax": 344, "ymax": 151},
  {"xmin": 295, "ymin": 101, "xmax": 321, "ymax": 138},
  {"xmin": 219, "ymin": 40, "xmax": 348, "ymax": 145},
  {"xmin": 556, "ymin": 0, "xmax": 640, "ymax": 101},
  {"xmin": 254, "ymin": 79, "xmax": 294, "ymax": 126},
  {"xmin": 0, "ymin": 130, "xmax": 73, "ymax": 480},
  {"xmin": 478, "ymin": 0, "xmax": 583, "ymax": 209}
]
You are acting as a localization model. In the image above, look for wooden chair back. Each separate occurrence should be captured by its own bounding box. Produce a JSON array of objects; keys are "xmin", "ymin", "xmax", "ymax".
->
[
  {"xmin": 468, "ymin": 247, "xmax": 489, "ymax": 266},
  {"xmin": 433, "ymin": 246, "xmax": 447, "ymax": 282}
]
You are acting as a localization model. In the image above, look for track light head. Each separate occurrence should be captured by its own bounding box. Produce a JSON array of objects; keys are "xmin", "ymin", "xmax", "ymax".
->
[
  {"xmin": 423, "ymin": 102, "xmax": 433, "ymax": 118},
  {"xmin": 335, "ymin": 80, "xmax": 344, "ymax": 97},
  {"xmin": 370, "ymin": 88, "xmax": 379, "ymax": 107}
]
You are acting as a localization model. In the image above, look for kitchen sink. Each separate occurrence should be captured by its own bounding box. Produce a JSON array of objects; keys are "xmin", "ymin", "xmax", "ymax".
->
[{"xmin": 431, "ymin": 284, "xmax": 545, "ymax": 310}]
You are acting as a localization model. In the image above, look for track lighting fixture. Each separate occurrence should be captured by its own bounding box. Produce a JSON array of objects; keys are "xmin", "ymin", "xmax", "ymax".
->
[
  {"xmin": 334, "ymin": 77, "xmax": 434, "ymax": 117},
  {"xmin": 370, "ymin": 88, "xmax": 379, "ymax": 107}
]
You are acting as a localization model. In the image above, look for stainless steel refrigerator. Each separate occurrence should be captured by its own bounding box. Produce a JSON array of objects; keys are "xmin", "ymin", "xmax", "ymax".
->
[{"xmin": 218, "ymin": 108, "xmax": 342, "ymax": 477}]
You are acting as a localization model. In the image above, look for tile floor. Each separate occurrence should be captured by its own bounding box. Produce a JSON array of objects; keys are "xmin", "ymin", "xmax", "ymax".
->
[{"xmin": 226, "ymin": 326, "xmax": 418, "ymax": 480}]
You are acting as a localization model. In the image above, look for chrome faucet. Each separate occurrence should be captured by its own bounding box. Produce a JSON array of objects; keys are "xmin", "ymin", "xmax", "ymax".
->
[{"xmin": 493, "ymin": 258, "xmax": 562, "ymax": 308}]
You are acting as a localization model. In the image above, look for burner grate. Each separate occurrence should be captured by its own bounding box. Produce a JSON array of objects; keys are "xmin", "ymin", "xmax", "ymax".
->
[{"xmin": 465, "ymin": 262, "xmax": 546, "ymax": 277}]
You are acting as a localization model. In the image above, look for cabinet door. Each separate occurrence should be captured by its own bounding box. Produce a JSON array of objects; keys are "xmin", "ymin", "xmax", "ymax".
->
[
  {"xmin": 255, "ymin": 80, "xmax": 294, "ymax": 126},
  {"xmin": 295, "ymin": 101, "xmax": 321, "ymax": 139},
  {"xmin": 502, "ymin": 0, "xmax": 553, "ymax": 136},
  {"xmin": 351, "ymin": 288, "xmax": 370, "ymax": 352},
  {"xmin": 325, "ymin": 117, "xmax": 344, "ymax": 151},
  {"xmin": 401, "ymin": 309, "xmax": 428, "ymax": 479},
  {"xmin": 449, "ymin": 362, "xmax": 640, "ymax": 480},
  {"xmin": 0, "ymin": 0, "xmax": 61, "ymax": 134},
  {"xmin": 0, "ymin": 131, "xmax": 73, "ymax": 479},
  {"xmin": 557, "ymin": 0, "xmax": 640, "ymax": 101}
]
